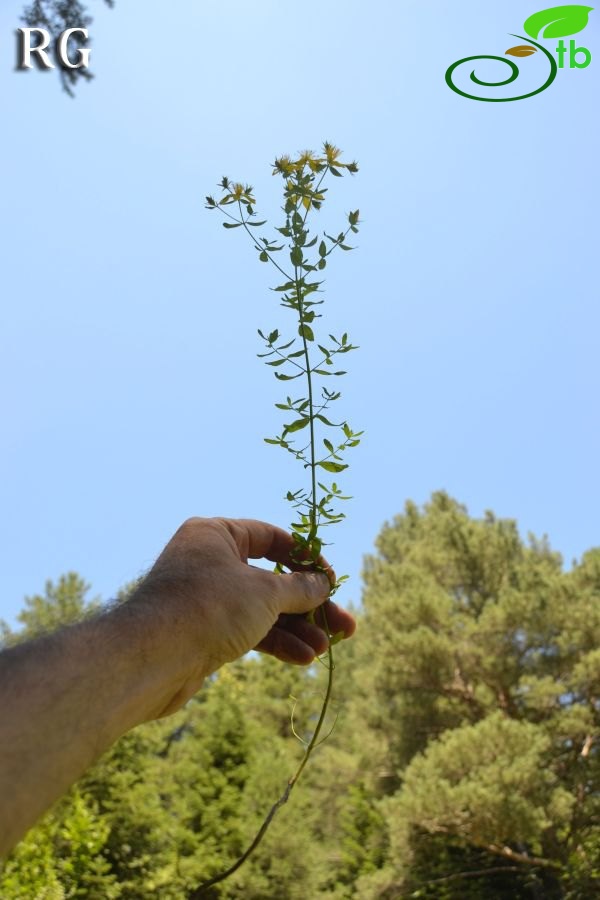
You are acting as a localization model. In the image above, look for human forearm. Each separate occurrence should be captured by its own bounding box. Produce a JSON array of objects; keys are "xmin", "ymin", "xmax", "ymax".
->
[
  {"xmin": 0, "ymin": 598, "xmax": 200, "ymax": 857},
  {"xmin": 0, "ymin": 517, "xmax": 354, "ymax": 858}
]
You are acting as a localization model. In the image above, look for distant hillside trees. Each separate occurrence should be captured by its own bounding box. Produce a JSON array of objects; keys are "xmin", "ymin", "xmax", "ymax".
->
[{"xmin": 1, "ymin": 493, "xmax": 598, "ymax": 898}]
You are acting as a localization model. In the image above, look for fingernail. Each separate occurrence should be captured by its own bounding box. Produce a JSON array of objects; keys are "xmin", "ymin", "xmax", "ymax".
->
[{"xmin": 319, "ymin": 572, "xmax": 332, "ymax": 594}]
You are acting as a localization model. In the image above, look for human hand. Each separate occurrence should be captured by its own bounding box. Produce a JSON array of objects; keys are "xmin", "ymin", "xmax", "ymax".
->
[{"xmin": 132, "ymin": 518, "xmax": 356, "ymax": 716}]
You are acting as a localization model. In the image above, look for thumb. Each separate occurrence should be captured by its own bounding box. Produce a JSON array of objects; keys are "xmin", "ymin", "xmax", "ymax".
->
[{"xmin": 272, "ymin": 570, "xmax": 331, "ymax": 615}]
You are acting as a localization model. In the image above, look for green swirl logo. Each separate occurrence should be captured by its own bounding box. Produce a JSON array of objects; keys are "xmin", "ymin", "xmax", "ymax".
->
[{"xmin": 446, "ymin": 5, "xmax": 594, "ymax": 102}]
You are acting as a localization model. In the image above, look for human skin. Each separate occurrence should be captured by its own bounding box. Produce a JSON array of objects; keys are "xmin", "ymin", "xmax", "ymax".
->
[{"xmin": 0, "ymin": 517, "xmax": 356, "ymax": 857}]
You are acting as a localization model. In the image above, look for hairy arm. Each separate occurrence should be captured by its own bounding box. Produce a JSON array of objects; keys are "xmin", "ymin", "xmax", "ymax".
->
[
  {"xmin": 0, "ymin": 600, "xmax": 189, "ymax": 857},
  {"xmin": 0, "ymin": 517, "xmax": 355, "ymax": 857}
]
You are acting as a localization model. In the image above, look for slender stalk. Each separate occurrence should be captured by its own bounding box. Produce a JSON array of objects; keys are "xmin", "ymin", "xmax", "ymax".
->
[
  {"xmin": 189, "ymin": 642, "xmax": 334, "ymax": 898},
  {"xmin": 296, "ymin": 272, "xmax": 318, "ymax": 532},
  {"xmin": 197, "ymin": 145, "xmax": 360, "ymax": 896},
  {"xmin": 189, "ymin": 221, "xmax": 335, "ymax": 900}
]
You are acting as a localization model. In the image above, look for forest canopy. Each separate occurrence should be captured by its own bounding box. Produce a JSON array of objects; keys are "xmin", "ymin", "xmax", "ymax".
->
[{"xmin": 1, "ymin": 493, "xmax": 598, "ymax": 898}]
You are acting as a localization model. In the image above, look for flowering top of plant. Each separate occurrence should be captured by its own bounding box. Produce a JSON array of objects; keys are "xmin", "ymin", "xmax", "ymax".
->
[{"xmin": 206, "ymin": 142, "xmax": 361, "ymax": 592}]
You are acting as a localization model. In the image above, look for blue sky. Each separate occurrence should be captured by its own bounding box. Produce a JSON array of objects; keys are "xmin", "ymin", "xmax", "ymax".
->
[{"xmin": 1, "ymin": 0, "xmax": 598, "ymax": 630}]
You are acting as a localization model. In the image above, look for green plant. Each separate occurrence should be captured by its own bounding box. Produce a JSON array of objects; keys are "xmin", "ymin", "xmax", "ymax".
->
[{"xmin": 194, "ymin": 143, "xmax": 362, "ymax": 895}]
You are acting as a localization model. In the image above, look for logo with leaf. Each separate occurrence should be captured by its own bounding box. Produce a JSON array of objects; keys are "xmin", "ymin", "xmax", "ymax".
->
[{"xmin": 446, "ymin": 4, "xmax": 594, "ymax": 101}]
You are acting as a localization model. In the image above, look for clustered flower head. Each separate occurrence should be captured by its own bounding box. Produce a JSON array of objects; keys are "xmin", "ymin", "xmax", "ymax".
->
[{"xmin": 273, "ymin": 142, "xmax": 359, "ymax": 180}]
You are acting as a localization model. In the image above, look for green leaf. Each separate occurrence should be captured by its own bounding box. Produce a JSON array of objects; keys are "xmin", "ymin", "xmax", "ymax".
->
[
  {"xmin": 259, "ymin": 250, "xmax": 269, "ymax": 262},
  {"xmin": 268, "ymin": 330, "xmax": 279, "ymax": 343},
  {"xmin": 222, "ymin": 221, "xmax": 242, "ymax": 228},
  {"xmin": 275, "ymin": 372, "xmax": 303, "ymax": 381},
  {"xmin": 284, "ymin": 417, "xmax": 311, "ymax": 433},
  {"xmin": 266, "ymin": 359, "xmax": 286, "ymax": 366},
  {"xmin": 323, "ymin": 439, "xmax": 335, "ymax": 453},
  {"xmin": 299, "ymin": 323, "xmax": 315, "ymax": 341},
  {"xmin": 524, "ymin": 4, "xmax": 593, "ymax": 38},
  {"xmin": 309, "ymin": 548, "xmax": 323, "ymax": 566},
  {"xmin": 318, "ymin": 240, "xmax": 327, "ymax": 258},
  {"xmin": 291, "ymin": 523, "xmax": 310, "ymax": 535},
  {"xmin": 318, "ymin": 259, "xmax": 326, "ymax": 270},
  {"xmin": 318, "ymin": 461, "xmax": 348, "ymax": 473},
  {"xmin": 315, "ymin": 414, "xmax": 337, "ymax": 426},
  {"xmin": 290, "ymin": 246, "xmax": 303, "ymax": 266},
  {"xmin": 247, "ymin": 219, "xmax": 267, "ymax": 227}
]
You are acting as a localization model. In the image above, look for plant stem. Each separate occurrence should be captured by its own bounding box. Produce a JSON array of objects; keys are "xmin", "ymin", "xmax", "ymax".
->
[
  {"xmin": 189, "ymin": 207, "xmax": 334, "ymax": 900},
  {"xmin": 296, "ymin": 271, "xmax": 317, "ymax": 534},
  {"xmin": 188, "ymin": 641, "xmax": 333, "ymax": 898},
  {"xmin": 196, "ymin": 148, "xmax": 359, "ymax": 895}
]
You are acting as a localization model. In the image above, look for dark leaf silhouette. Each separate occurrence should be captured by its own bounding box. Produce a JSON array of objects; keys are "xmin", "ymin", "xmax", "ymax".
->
[
  {"xmin": 21, "ymin": 0, "xmax": 115, "ymax": 96},
  {"xmin": 506, "ymin": 45, "xmax": 538, "ymax": 56}
]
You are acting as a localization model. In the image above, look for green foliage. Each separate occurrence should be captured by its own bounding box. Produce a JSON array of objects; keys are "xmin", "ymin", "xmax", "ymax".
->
[
  {"xmin": 0, "ymin": 573, "xmax": 100, "ymax": 647},
  {"xmin": 207, "ymin": 144, "xmax": 361, "ymax": 577},
  {"xmin": 353, "ymin": 492, "xmax": 600, "ymax": 897},
  {"xmin": 3, "ymin": 494, "xmax": 600, "ymax": 897},
  {"xmin": 395, "ymin": 713, "xmax": 571, "ymax": 846},
  {"xmin": 0, "ymin": 788, "xmax": 119, "ymax": 899}
]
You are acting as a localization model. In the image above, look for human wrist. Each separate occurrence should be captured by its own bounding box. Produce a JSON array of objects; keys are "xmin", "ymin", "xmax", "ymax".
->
[{"xmin": 118, "ymin": 581, "xmax": 212, "ymax": 721}]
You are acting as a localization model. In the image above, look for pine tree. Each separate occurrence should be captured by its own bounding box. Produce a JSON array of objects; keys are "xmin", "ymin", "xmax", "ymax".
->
[{"xmin": 347, "ymin": 493, "xmax": 600, "ymax": 898}]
